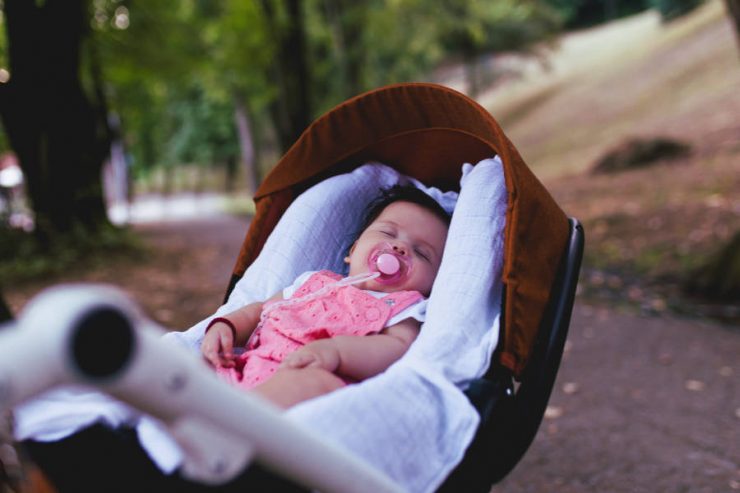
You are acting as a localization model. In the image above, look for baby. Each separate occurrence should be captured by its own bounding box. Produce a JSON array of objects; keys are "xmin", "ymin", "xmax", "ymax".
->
[{"xmin": 201, "ymin": 185, "xmax": 450, "ymax": 407}]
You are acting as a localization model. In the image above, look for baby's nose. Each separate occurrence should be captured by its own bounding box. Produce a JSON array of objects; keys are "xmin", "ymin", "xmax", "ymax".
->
[{"xmin": 392, "ymin": 243, "xmax": 407, "ymax": 256}]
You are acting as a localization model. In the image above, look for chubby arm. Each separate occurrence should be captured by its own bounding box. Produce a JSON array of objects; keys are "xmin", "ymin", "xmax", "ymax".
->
[
  {"xmin": 201, "ymin": 291, "xmax": 282, "ymax": 367},
  {"xmin": 281, "ymin": 318, "xmax": 421, "ymax": 381}
]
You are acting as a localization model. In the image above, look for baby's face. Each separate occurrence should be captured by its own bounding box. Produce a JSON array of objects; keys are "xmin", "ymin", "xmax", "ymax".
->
[{"xmin": 346, "ymin": 201, "xmax": 449, "ymax": 296}]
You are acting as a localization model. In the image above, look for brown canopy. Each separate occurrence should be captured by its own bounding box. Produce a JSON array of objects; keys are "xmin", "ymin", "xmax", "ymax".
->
[{"xmin": 230, "ymin": 83, "xmax": 568, "ymax": 378}]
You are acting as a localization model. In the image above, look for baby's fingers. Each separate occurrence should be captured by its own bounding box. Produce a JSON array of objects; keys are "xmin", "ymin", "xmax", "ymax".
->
[
  {"xmin": 218, "ymin": 332, "xmax": 236, "ymax": 366},
  {"xmin": 202, "ymin": 346, "xmax": 222, "ymax": 368},
  {"xmin": 202, "ymin": 342, "xmax": 234, "ymax": 369}
]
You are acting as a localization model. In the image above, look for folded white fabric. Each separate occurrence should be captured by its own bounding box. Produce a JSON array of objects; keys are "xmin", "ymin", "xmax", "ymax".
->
[
  {"xmin": 283, "ymin": 158, "xmax": 507, "ymax": 492},
  {"xmin": 164, "ymin": 157, "xmax": 507, "ymax": 492},
  {"xmin": 14, "ymin": 158, "xmax": 507, "ymax": 493},
  {"xmin": 13, "ymin": 386, "xmax": 139, "ymax": 441}
]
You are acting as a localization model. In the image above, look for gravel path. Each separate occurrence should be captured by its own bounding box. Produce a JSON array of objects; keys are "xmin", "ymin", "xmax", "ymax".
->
[{"xmin": 494, "ymin": 304, "xmax": 739, "ymax": 493}]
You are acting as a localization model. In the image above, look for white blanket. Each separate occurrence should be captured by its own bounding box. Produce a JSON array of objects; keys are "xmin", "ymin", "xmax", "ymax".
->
[{"xmin": 15, "ymin": 158, "xmax": 507, "ymax": 493}]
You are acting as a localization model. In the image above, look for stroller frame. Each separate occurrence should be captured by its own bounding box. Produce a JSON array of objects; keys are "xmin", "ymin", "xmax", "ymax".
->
[
  {"xmin": 441, "ymin": 218, "xmax": 584, "ymax": 491},
  {"xmin": 0, "ymin": 83, "xmax": 584, "ymax": 492}
]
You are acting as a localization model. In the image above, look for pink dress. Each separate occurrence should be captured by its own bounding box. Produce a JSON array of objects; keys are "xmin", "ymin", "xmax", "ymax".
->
[{"xmin": 218, "ymin": 271, "xmax": 424, "ymax": 390}]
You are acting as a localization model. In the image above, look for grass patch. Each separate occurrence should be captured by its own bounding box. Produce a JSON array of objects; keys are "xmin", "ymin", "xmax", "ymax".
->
[
  {"xmin": 0, "ymin": 225, "xmax": 146, "ymax": 284},
  {"xmin": 684, "ymin": 231, "xmax": 740, "ymax": 301}
]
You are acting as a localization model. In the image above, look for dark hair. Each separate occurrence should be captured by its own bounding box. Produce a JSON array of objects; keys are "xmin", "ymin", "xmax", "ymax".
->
[{"xmin": 357, "ymin": 185, "xmax": 451, "ymax": 237}]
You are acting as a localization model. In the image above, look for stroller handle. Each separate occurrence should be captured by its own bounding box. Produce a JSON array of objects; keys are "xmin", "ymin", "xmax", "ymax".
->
[{"xmin": 0, "ymin": 285, "xmax": 403, "ymax": 493}]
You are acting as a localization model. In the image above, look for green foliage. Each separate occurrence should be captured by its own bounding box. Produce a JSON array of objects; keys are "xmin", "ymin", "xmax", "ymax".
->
[
  {"xmin": 66, "ymin": 0, "xmax": 569, "ymax": 179},
  {"xmin": 435, "ymin": 0, "xmax": 562, "ymax": 55},
  {"xmin": 307, "ymin": 0, "xmax": 445, "ymax": 112},
  {"xmin": 0, "ymin": 224, "xmax": 144, "ymax": 283},
  {"xmin": 422, "ymin": 0, "xmax": 562, "ymax": 95},
  {"xmin": 0, "ymin": 9, "xmax": 11, "ymax": 155},
  {"xmin": 165, "ymin": 87, "xmax": 238, "ymax": 166},
  {"xmin": 543, "ymin": 0, "xmax": 651, "ymax": 28},
  {"xmin": 88, "ymin": 0, "xmax": 276, "ymax": 176},
  {"xmin": 650, "ymin": 0, "xmax": 706, "ymax": 21}
]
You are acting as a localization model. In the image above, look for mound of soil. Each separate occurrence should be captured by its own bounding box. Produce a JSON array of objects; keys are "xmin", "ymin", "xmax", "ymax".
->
[{"xmin": 592, "ymin": 137, "xmax": 691, "ymax": 174}]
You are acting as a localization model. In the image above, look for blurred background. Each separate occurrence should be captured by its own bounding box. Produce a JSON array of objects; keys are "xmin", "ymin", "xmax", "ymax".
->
[{"xmin": 0, "ymin": 1, "xmax": 738, "ymax": 492}]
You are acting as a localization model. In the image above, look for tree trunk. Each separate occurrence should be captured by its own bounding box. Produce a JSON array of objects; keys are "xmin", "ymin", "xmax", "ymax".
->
[
  {"xmin": 0, "ymin": 287, "xmax": 12, "ymax": 323},
  {"xmin": 233, "ymin": 93, "xmax": 258, "ymax": 197},
  {"xmin": 726, "ymin": 0, "xmax": 740, "ymax": 55},
  {"xmin": 260, "ymin": 0, "xmax": 312, "ymax": 153},
  {"xmin": 323, "ymin": 0, "xmax": 366, "ymax": 98},
  {"xmin": 0, "ymin": 0, "xmax": 111, "ymax": 244},
  {"xmin": 604, "ymin": 0, "xmax": 618, "ymax": 20},
  {"xmin": 464, "ymin": 50, "xmax": 481, "ymax": 98}
]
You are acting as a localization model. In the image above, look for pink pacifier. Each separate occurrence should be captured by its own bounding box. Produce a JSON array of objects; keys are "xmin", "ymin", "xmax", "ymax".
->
[{"xmin": 368, "ymin": 243, "xmax": 412, "ymax": 285}]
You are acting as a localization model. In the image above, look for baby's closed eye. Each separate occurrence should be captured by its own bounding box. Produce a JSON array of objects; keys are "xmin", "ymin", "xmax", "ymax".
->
[{"xmin": 414, "ymin": 248, "xmax": 430, "ymax": 261}]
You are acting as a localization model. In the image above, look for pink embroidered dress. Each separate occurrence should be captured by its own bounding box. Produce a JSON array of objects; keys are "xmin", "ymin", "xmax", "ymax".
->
[{"xmin": 217, "ymin": 271, "xmax": 424, "ymax": 390}]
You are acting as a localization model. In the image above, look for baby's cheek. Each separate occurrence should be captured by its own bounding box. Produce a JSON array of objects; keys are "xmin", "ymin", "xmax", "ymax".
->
[{"xmin": 422, "ymin": 268, "xmax": 438, "ymax": 292}]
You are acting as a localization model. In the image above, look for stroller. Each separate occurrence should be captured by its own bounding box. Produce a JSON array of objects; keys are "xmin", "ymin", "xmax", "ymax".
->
[{"xmin": 0, "ymin": 83, "xmax": 583, "ymax": 493}]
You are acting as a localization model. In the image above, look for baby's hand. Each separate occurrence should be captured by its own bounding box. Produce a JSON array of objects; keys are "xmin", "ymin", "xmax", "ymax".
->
[
  {"xmin": 280, "ymin": 340, "xmax": 340, "ymax": 372},
  {"xmin": 201, "ymin": 322, "xmax": 237, "ymax": 368}
]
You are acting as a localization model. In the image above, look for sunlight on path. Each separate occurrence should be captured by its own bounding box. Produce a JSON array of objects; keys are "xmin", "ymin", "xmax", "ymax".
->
[{"xmin": 109, "ymin": 192, "xmax": 235, "ymax": 224}]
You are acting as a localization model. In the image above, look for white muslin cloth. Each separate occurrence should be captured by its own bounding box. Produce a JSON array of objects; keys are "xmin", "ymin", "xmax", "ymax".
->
[{"xmin": 14, "ymin": 158, "xmax": 507, "ymax": 493}]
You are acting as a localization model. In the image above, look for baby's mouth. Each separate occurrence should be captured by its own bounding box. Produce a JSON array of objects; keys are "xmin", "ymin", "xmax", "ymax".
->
[{"xmin": 367, "ymin": 243, "xmax": 412, "ymax": 285}]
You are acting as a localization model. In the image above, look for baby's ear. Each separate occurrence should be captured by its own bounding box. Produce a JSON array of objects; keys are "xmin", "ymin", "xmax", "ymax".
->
[{"xmin": 345, "ymin": 242, "xmax": 357, "ymax": 263}]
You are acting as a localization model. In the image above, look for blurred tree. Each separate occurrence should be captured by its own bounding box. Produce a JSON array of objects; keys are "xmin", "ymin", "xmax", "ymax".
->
[
  {"xmin": 163, "ymin": 86, "xmax": 239, "ymax": 190},
  {"xmin": 0, "ymin": 0, "xmax": 111, "ymax": 244},
  {"xmin": 97, "ymin": 0, "xmax": 275, "ymax": 194},
  {"xmin": 650, "ymin": 0, "xmax": 705, "ymax": 21},
  {"xmin": 259, "ymin": 0, "xmax": 312, "ymax": 153},
  {"xmin": 545, "ymin": 0, "xmax": 650, "ymax": 29},
  {"xmin": 434, "ymin": 0, "xmax": 562, "ymax": 96},
  {"xmin": 308, "ymin": 0, "xmax": 443, "ymax": 112},
  {"xmin": 314, "ymin": 0, "xmax": 376, "ymax": 100},
  {"xmin": 67, "ymin": 0, "xmax": 577, "ymax": 200},
  {"xmin": 201, "ymin": 0, "xmax": 276, "ymax": 195},
  {"xmin": 0, "ymin": 285, "xmax": 11, "ymax": 322},
  {"xmin": 726, "ymin": 0, "xmax": 740, "ymax": 53},
  {"xmin": 93, "ymin": 1, "xmax": 207, "ymax": 183},
  {"xmin": 0, "ymin": 9, "xmax": 9, "ymax": 156}
]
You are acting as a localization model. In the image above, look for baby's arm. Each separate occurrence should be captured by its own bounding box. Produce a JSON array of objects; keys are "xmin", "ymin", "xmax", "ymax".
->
[
  {"xmin": 281, "ymin": 318, "xmax": 421, "ymax": 381},
  {"xmin": 201, "ymin": 292, "xmax": 281, "ymax": 367}
]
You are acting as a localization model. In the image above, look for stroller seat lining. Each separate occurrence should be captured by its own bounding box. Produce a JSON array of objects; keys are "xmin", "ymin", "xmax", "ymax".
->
[{"xmin": 161, "ymin": 157, "xmax": 507, "ymax": 492}]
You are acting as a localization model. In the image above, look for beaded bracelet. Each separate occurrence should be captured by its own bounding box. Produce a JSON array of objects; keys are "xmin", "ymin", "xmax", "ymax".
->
[{"xmin": 205, "ymin": 317, "xmax": 237, "ymax": 340}]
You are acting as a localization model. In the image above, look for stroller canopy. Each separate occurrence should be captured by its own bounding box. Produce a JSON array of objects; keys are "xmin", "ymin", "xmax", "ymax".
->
[{"xmin": 233, "ymin": 83, "xmax": 569, "ymax": 378}]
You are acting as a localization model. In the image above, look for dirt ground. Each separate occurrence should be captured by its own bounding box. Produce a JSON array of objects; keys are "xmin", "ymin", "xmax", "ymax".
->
[
  {"xmin": 5, "ymin": 214, "xmax": 250, "ymax": 331},
  {"xmin": 545, "ymin": 139, "xmax": 740, "ymax": 324},
  {"xmin": 479, "ymin": 0, "xmax": 740, "ymax": 325}
]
